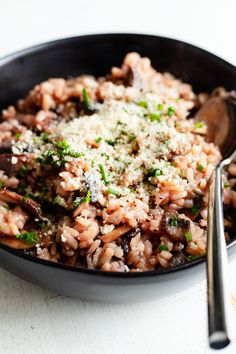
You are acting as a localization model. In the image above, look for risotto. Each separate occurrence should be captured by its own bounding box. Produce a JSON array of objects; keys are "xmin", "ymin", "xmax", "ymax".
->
[{"xmin": 0, "ymin": 52, "xmax": 235, "ymax": 272}]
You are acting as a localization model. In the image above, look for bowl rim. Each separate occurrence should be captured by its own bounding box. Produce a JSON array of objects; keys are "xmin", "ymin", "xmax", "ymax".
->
[{"xmin": 0, "ymin": 32, "xmax": 235, "ymax": 279}]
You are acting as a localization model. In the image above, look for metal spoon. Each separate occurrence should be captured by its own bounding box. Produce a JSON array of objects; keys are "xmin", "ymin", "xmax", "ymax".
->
[{"xmin": 195, "ymin": 90, "xmax": 236, "ymax": 349}]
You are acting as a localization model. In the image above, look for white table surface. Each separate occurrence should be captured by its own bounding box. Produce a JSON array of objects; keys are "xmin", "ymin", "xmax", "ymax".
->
[{"xmin": 1, "ymin": 1, "xmax": 236, "ymax": 353}]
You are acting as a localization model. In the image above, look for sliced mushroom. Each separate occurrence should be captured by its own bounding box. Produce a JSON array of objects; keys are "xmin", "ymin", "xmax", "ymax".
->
[
  {"xmin": 119, "ymin": 227, "xmax": 141, "ymax": 255},
  {"xmin": 0, "ymin": 154, "xmax": 26, "ymax": 176},
  {"xmin": 0, "ymin": 141, "xmax": 12, "ymax": 153},
  {"xmin": 0, "ymin": 190, "xmax": 42, "ymax": 219},
  {"xmin": 100, "ymin": 225, "xmax": 131, "ymax": 243},
  {"xmin": 161, "ymin": 212, "xmax": 190, "ymax": 242},
  {"xmin": 169, "ymin": 251, "xmax": 186, "ymax": 267},
  {"xmin": 0, "ymin": 235, "xmax": 35, "ymax": 249}
]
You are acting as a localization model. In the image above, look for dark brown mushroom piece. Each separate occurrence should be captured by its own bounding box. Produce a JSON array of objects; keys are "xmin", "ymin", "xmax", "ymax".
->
[
  {"xmin": 0, "ymin": 190, "xmax": 43, "ymax": 219},
  {"xmin": 161, "ymin": 212, "xmax": 190, "ymax": 242},
  {"xmin": 0, "ymin": 141, "xmax": 13, "ymax": 153},
  {"xmin": 0, "ymin": 154, "xmax": 26, "ymax": 176},
  {"xmin": 117, "ymin": 227, "xmax": 140, "ymax": 256},
  {"xmin": 169, "ymin": 251, "xmax": 187, "ymax": 267}
]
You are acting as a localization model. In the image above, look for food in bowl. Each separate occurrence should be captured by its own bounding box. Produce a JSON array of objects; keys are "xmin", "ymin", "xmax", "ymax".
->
[{"xmin": 0, "ymin": 52, "xmax": 235, "ymax": 272}]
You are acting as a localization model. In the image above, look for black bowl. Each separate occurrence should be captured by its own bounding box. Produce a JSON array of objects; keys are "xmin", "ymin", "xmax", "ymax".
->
[{"xmin": 0, "ymin": 34, "xmax": 236, "ymax": 302}]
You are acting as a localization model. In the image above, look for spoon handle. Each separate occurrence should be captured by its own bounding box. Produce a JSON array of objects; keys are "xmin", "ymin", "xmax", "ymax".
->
[{"xmin": 207, "ymin": 166, "xmax": 230, "ymax": 349}]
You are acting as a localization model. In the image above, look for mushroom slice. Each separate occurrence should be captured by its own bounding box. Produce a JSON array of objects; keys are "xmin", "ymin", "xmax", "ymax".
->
[
  {"xmin": 162, "ymin": 212, "xmax": 191, "ymax": 242},
  {"xmin": 0, "ymin": 190, "xmax": 42, "ymax": 219},
  {"xmin": 0, "ymin": 141, "xmax": 12, "ymax": 153},
  {"xmin": 169, "ymin": 251, "xmax": 186, "ymax": 267},
  {"xmin": 0, "ymin": 154, "xmax": 26, "ymax": 176}
]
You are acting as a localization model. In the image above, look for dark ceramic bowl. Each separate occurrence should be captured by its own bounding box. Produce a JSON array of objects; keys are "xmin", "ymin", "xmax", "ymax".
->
[{"xmin": 0, "ymin": 34, "xmax": 236, "ymax": 303}]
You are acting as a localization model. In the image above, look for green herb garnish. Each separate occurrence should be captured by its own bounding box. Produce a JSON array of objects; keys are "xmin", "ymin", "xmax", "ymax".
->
[
  {"xmin": 82, "ymin": 88, "xmax": 90, "ymax": 110},
  {"xmin": 95, "ymin": 137, "xmax": 102, "ymax": 143},
  {"xmin": 185, "ymin": 231, "xmax": 192, "ymax": 242},
  {"xmin": 147, "ymin": 168, "xmax": 163, "ymax": 177},
  {"xmin": 128, "ymin": 134, "xmax": 136, "ymax": 142},
  {"xmin": 101, "ymin": 153, "xmax": 110, "ymax": 160},
  {"xmin": 105, "ymin": 139, "xmax": 117, "ymax": 146},
  {"xmin": 197, "ymin": 163, "xmax": 204, "ymax": 172},
  {"xmin": 16, "ymin": 232, "xmax": 38, "ymax": 244},
  {"xmin": 169, "ymin": 216, "xmax": 178, "ymax": 227},
  {"xmin": 167, "ymin": 106, "xmax": 175, "ymax": 117},
  {"xmin": 99, "ymin": 164, "xmax": 109, "ymax": 184},
  {"xmin": 36, "ymin": 140, "xmax": 82, "ymax": 168},
  {"xmin": 107, "ymin": 187, "xmax": 121, "ymax": 196},
  {"xmin": 38, "ymin": 221, "xmax": 47, "ymax": 229},
  {"xmin": 18, "ymin": 166, "xmax": 29, "ymax": 177},
  {"xmin": 191, "ymin": 205, "xmax": 200, "ymax": 216},
  {"xmin": 0, "ymin": 181, "xmax": 4, "ymax": 190},
  {"xmin": 150, "ymin": 113, "xmax": 161, "ymax": 122},
  {"xmin": 194, "ymin": 121, "xmax": 205, "ymax": 129},
  {"xmin": 73, "ymin": 198, "xmax": 80, "ymax": 208},
  {"xmin": 157, "ymin": 103, "xmax": 164, "ymax": 111},
  {"xmin": 137, "ymin": 101, "xmax": 148, "ymax": 108},
  {"xmin": 41, "ymin": 132, "xmax": 51, "ymax": 143},
  {"xmin": 159, "ymin": 244, "xmax": 169, "ymax": 251},
  {"xmin": 15, "ymin": 133, "xmax": 21, "ymax": 139},
  {"xmin": 187, "ymin": 255, "xmax": 201, "ymax": 262},
  {"xmin": 73, "ymin": 191, "xmax": 91, "ymax": 208},
  {"xmin": 52, "ymin": 196, "xmax": 65, "ymax": 206},
  {"xmin": 191, "ymin": 194, "xmax": 203, "ymax": 217},
  {"xmin": 224, "ymin": 182, "xmax": 230, "ymax": 188}
]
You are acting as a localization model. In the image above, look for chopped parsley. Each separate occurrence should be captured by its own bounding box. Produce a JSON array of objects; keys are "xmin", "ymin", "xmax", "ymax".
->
[
  {"xmin": 95, "ymin": 137, "xmax": 102, "ymax": 143},
  {"xmin": 159, "ymin": 244, "xmax": 169, "ymax": 251},
  {"xmin": 194, "ymin": 121, "xmax": 205, "ymax": 129},
  {"xmin": 107, "ymin": 187, "xmax": 121, "ymax": 196},
  {"xmin": 82, "ymin": 88, "xmax": 90, "ymax": 110},
  {"xmin": 147, "ymin": 168, "xmax": 163, "ymax": 177},
  {"xmin": 197, "ymin": 163, "xmax": 204, "ymax": 172},
  {"xmin": 38, "ymin": 220, "xmax": 47, "ymax": 229},
  {"xmin": 187, "ymin": 255, "xmax": 201, "ymax": 262},
  {"xmin": 0, "ymin": 181, "xmax": 4, "ymax": 190},
  {"xmin": 41, "ymin": 132, "xmax": 51, "ymax": 143},
  {"xmin": 224, "ymin": 182, "xmax": 230, "ymax": 188},
  {"xmin": 16, "ymin": 232, "xmax": 38, "ymax": 244},
  {"xmin": 52, "ymin": 195, "xmax": 65, "ymax": 206},
  {"xmin": 81, "ymin": 191, "xmax": 91, "ymax": 204},
  {"xmin": 101, "ymin": 153, "xmax": 110, "ymax": 161},
  {"xmin": 98, "ymin": 164, "xmax": 109, "ymax": 184},
  {"xmin": 169, "ymin": 216, "xmax": 178, "ymax": 227},
  {"xmin": 15, "ymin": 133, "xmax": 21, "ymax": 139},
  {"xmin": 157, "ymin": 103, "xmax": 164, "ymax": 111},
  {"xmin": 121, "ymin": 130, "xmax": 127, "ymax": 135},
  {"xmin": 185, "ymin": 231, "xmax": 192, "ymax": 242},
  {"xmin": 73, "ymin": 191, "xmax": 91, "ymax": 208},
  {"xmin": 179, "ymin": 169, "xmax": 184, "ymax": 177},
  {"xmin": 105, "ymin": 139, "xmax": 118, "ymax": 146},
  {"xmin": 167, "ymin": 106, "xmax": 175, "ymax": 117},
  {"xmin": 191, "ymin": 193, "xmax": 204, "ymax": 217},
  {"xmin": 150, "ymin": 113, "xmax": 161, "ymax": 122},
  {"xmin": 191, "ymin": 205, "xmax": 201, "ymax": 216},
  {"xmin": 137, "ymin": 101, "xmax": 148, "ymax": 108},
  {"xmin": 36, "ymin": 140, "xmax": 82, "ymax": 168},
  {"xmin": 18, "ymin": 166, "xmax": 29, "ymax": 177},
  {"xmin": 128, "ymin": 134, "xmax": 136, "ymax": 142}
]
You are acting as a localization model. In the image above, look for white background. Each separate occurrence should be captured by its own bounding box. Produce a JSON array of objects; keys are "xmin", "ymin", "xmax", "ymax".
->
[{"xmin": 0, "ymin": 1, "xmax": 236, "ymax": 353}]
